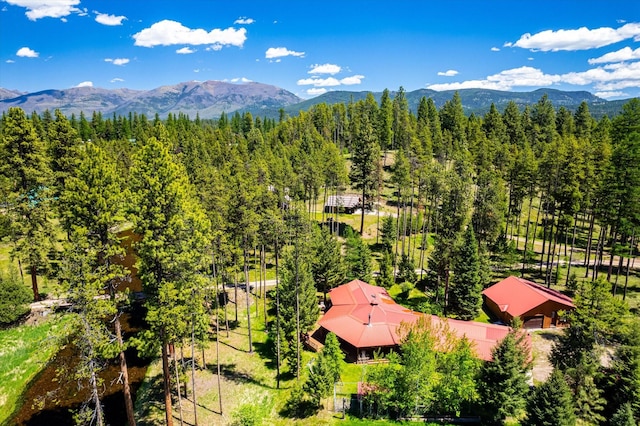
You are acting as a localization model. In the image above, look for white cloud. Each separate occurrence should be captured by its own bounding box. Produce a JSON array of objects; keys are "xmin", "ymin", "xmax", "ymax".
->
[
  {"xmin": 5, "ymin": 0, "xmax": 80, "ymax": 20},
  {"xmin": 309, "ymin": 63, "xmax": 341, "ymax": 74},
  {"xmin": 297, "ymin": 77, "xmax": 340, "ymax": 87},
  {"xmin": 6, "ymin": 59, "xmax": 15, "ymax": 63},
  {"xmin": 307, "ymin": 88, "xmax": 327, "ymax": 96},
  {"xmin": 428, "ymin": 66, "xmax": 561, "ymax": 91},
  {"xmin": 491, "ymin": 47, "xmax": 500, "ymax": 52},
  {"xmin": 95, "ymin": 12, "xmax": 126, "ymax": 26},
  {"xmin": 234, "ymin": 17, "xmax": 254, "ymax": 25},
  {"xmin": 437, "ymin": 69, "xmax": 458, "ymax": 77},
  {"xmin": 265, "ymin": 47, "xmax": 305, "ymax": 59},
  {"xmin": 507, "ymin": 22, "xmax": 640, "ymax": 51},
  {"xmin": 133, "ymin": 20, "xmax": 247, "ymax": 48},
  {"xmin": 563, "ymin": 61, "xmax": 640, "ymax": 91},
  {"xmin": 76, "ymin": 81, "xmax": 93, "ymax": 87},
  {"xmin": 595, "ymin": 91, "xmax": 628, "ymax": 99},
  {"xmin": 231, "ymin": 77, "xmax": 253, "ymax": 83},
  {"xmin": 105, "ymin": 58, "xmax": 129, "ymax": 65},
  {"xmin": 176, "ymin": 47, "xmax": 195, "ymax": 54},
  {"xmin": 588, "ymin": 46, "xmax": 640, "ymax": 64},
  {"xmin": 206, "ymin": 44, "xmax": 223, "ymax": 51},
  {"xmin": 17, "ymin": 47, "xmax": 38, "ymax": 57},
  {"xmin": 427, "ymin": 61, "xmax": 640, "ymax": 93},
  {"xmin": 297, "ymin": 75, "xmax": 364, "ymax": 87},
  {"xmin": 340, "ymin": 75, "xmax": 364, "ymax": 85},
  {"xmin": 110, "ymin": 78, "xmax": 124, "ymax": 83}
]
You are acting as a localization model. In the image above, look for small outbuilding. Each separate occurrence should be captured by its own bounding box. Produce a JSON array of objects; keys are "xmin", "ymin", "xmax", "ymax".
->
[
  {"xmin": 324, "ymin": 194, "xmax": 361, "ymax": 214},
  {"xmin": 482, "ymin": 276, "xmax": 575, "ymax": 329}
]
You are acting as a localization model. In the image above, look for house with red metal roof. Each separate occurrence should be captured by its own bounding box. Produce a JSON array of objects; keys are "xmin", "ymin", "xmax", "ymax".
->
[
  {"xmin": 482, "ymin": 275, "xmax": 575, "ymax": 329},
  {"xmin": 316, "ymin": 279, "xmax": 513, "ymax": 362}
]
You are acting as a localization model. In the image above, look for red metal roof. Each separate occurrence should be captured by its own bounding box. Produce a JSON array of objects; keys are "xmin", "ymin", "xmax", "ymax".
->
[
  {"xmin": 482, "ymin": 276, "xmax": 575, "ymax": 317},
  {"xmin": 319, "ymin": 280, "xmax": 512, "ymax": 361}
]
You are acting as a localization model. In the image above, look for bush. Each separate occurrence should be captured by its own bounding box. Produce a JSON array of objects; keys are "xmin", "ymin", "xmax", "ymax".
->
[{"xmin": 0, "ymin": 272, "xmax": 32, "ymax": 325}]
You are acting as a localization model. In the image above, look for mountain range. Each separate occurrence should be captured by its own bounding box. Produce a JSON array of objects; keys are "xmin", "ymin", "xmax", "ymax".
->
[{"xmin": 0, "ymin": 80, "xmax": 633, "ymax": 120}]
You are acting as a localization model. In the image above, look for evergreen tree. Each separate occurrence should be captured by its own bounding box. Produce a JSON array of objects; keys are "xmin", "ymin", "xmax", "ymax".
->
[
  {"xmin": 302, "ymin": 332, "xmax": 344, "ymax": 408},
  {"xmin": 380, "ymin": 215, "xmax": 397, "ymax": 253},
  {"xmin": 311, "ymin": 226, "xmax": 344, "ymax": 304},
  {"xmin": 0, "ymin": 107, "xmax": 53, "ymax": 301},
  {"xmin": 277, "ymin": 236, "xmax": 320, "ymax": 377},
  {"xmin": 128, "ymin": 136, "xmax": 211, "ymax": 426},
  {"xmin": 610, "ymin": 403, "xmax": 636, "ymax": 426},
  {"xmin": 478, "ymin": 320, "xmax": 531, "ymax": 424},
  {"xmin": 523, "ymin": 369, "xmax": 576, "ymax": 426},
  {"xmin": 449, "ymin": 226, "xmax": 482, "ymax": 320},
  {"xmin": 396, "ymin": 253, "xmax": 417, "ymax": 284},
  {"xmin": 59, "ymin": 142, "xmax": 136, "ymax": 425},
  {"xmin": 376, "ymin": 249, "xmax": 395, "ymax": 288},
  {"xmin": 48, "ymin": 109, "xmax": 81, "ymax": 200},
  {"xmin": 378, "ymin": 89, "xmax": 394, "ymax": 152},
  {"xmin": 349, "ymin": 112, "xmax": 380, "ymax": 234},
  {"xmin": 60, "ymin": 228, "xmax": 115, "ymax": 426},
  {"xmin": 322, "ymin": 332, "xmax": 344, "ymax": 384},
  {"xmin": 344, "ymin": 227, "xmax": 372, "ymax": 282},
  {"xmin": 603, "ymin": 318, "xmax": 640, "ymax": 420}
]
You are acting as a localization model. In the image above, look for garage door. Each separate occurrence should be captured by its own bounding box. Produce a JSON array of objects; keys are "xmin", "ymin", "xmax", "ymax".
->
[{"xmin": 523, "ymin": 315, "xmax": 544, "ymax": 329}]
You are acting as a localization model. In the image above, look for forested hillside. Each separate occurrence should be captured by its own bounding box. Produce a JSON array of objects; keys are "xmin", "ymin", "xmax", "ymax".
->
[{"xmin": 1, "ymin": 90, "xmax": 639, "ymax": 425}]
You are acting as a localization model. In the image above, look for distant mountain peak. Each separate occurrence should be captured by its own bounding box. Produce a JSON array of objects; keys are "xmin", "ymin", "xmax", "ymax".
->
[
  {"xmin": 0, "ymin": 82, "xmax": 628, "ymax": 120},
  {"xmin": 0, "ymin": 80, "xmax": 302, "ymax": 119}
]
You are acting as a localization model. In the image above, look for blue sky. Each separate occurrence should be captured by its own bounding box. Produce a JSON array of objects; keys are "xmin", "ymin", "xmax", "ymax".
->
[{"xmin": 1, "ymin": 0, "xmax": 639, "ymax": 99}]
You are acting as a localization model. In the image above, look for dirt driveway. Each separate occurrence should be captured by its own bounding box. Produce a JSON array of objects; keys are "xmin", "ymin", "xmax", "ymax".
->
[{"xmin": 529, "ymin": 328, "xmax": 563, "ymax": 383}]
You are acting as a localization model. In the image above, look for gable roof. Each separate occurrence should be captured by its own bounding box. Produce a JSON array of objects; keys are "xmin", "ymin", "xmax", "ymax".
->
[
  {"xmin": 482, "ymin": 275, "xmax": 575, "ymax": 317},
  {"xmin": 319, "ymin": 280, "xmax": 512, "ymax": 361},
  {"xmin": 325, "ymin": 194, "xmax": 360, "ymax": 209}
]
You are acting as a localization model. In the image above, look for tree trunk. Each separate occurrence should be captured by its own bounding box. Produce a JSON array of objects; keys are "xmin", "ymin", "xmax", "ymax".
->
[
  {"xmin": 565, "ymin": 215, "xmax": 578, "ymax": 287},
  {"xmin": 161, "ymin": 331, "xmax": 174, "ymax": 426},
  {"xmin": 90, "ymin": 358, "xmax": 104, "ymax": 426},
  {"xmin": 408, "ymin": 183, "xmax": 415, "ymax": 261},
  {"xmin": 262, "ymin": 245, "xmax": 267, "ymax": 328},
  {"xmin": 543, "ymin": 209, "xmax": 555, "ymax": 285},
  {"xmin": 531, "ymin": 195, "xmax": 543, "ymax": 263},
  {"xmin": 275, "ymin": 237, "xmax": 282, "ymax": 389},
  {"xmin": 623, "ymin": 232, "xmax": 635, "ymax": 301},
  {"xmin": 584, "ymin": 212, "xmax": 595, "ymax": 275},
  {"xmin": 394, "ymin": 190, "xmax": 401, "ymax": 269},
  {"xmin": 212, "ymin": 256, "xmax": 223, "ymax": 415},
  {"xmin": 233, "ymin": 266, "xmax": 239, "ymax": 323},
  {"xmin": 539, "ymin": 201, "xmax": 549, "ymax": 275},
  {"xmin": 593, "ymin": 226, "xmax": 605, "ymax": 280},
  {"xmin": 115, "ymin": 315, "xmax": 136, "ymax": 426},
  {"xmin": 30, "ymin": 264, "xmax": 39, "ymax": 302},
  {"xmin": 607, "ymin": 229, "xmax": 618, "ymax": 282},
  {"xmin": 443, "ymin": 267, "xmax": 450, "ymax": 315},
  {"xmin": 360, "ymin": 182, "xmax": 366, "ymax": 235},
  {"xmin": 173, "ymin": 346, "xmax": 184, "ymax": 426},
  {"xmin": 191, "ymin": 319, "xmax": 198, "ymax": 426},
  {"xmin": 522, "ymin": 194, "xmax": 534, "ymax": 277},
  {"xmin": 244, "ymin": 245, "xmax": 253, "ymax": 354}
]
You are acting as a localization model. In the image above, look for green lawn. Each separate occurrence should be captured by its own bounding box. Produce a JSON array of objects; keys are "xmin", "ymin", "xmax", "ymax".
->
[{"xmin": 0, "ymin": 315, "xmax": 70, "ymax": 425}]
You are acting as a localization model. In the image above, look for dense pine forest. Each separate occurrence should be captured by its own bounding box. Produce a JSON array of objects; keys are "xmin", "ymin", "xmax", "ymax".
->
[{"xmin": 1, "ymin": 90, "xmax": 639, "ymax": 425}]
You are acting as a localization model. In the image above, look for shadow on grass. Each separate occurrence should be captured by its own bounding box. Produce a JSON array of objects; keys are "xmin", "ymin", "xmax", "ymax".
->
[
  {"xmin": 536, "ymin": 330, "xmax": 562, "ymax": 342},
  {"xmin": 205, "ymin": 362, "xmax": 273, "ymax": 389},
  {"xmin": 253, "ymin": 340, "xmax": 278, "ymax": 370}
]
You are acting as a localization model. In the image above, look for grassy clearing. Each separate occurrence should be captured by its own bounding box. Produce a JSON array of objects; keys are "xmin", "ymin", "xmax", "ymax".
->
[
  {"xmin": 134, "ymin": 291, "xmax": 410, "ymax": 426},
  {"xmin": 0, "ymin": 315, "xmax": 70, "ymax": 425}
]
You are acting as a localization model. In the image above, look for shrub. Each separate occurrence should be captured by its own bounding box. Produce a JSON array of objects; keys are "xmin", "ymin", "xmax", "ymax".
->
[{"xmin": 0, "ymin": 272, "xmax": 32, "ymax": 325}]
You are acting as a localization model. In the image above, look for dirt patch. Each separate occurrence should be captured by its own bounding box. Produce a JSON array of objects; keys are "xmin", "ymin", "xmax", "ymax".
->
[{"xmin": 529, "ymin": 328, "xmax": 563, "ymax": 384}]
